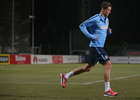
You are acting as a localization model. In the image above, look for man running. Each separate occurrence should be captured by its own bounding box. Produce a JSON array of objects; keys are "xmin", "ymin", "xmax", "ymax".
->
[{"xmin": 60, "ymin": 2, "xmax": 118, "ymax": 97}]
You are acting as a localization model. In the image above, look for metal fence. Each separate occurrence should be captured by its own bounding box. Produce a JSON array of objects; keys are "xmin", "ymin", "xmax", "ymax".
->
[
  {"xmin": 0, "ymin": 0, "xmax": 31, "ymax": 54},
  {"xmin": 40, "ymin": 44, "xmax": 69, "ymax": 55},
  {"xmin": 112, "ymin": 44, "xmax": 140, "ymax": 56}
]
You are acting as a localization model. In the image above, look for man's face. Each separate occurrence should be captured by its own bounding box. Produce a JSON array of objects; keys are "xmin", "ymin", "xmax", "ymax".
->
[{"xmin": 103, "ymin": 7, "xmax": 111, "ymax": 16}]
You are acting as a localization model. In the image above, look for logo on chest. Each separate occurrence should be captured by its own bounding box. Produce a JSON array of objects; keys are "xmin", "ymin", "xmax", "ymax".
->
[{"xmin": 100, "ymin": 26, "xmax": 108, "ymax": 29}]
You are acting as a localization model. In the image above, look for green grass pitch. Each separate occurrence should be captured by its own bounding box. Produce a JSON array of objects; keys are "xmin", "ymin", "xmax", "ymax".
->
[{"xmin": 0, "ymin": 64, "xmax": 140, "ymax": 100}]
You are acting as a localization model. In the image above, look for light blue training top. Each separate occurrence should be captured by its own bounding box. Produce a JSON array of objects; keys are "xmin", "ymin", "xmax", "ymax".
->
[{"xmin": 79, "ymin": 13, "xmax": 112, "ymax": 48}]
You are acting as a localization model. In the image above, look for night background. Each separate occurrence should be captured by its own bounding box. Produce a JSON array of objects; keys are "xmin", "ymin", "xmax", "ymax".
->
[
  {"xmin": 35, "ymin": 0, "xmax": 140, "ymax": 45},
  {"xmin": 0, "ymin": 0, "xmax": 140, "ymax": 55}
]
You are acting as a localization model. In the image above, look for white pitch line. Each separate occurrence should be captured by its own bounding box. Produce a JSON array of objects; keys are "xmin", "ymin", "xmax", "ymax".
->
[
  {"xmin": 0, "ymin": 74, "xmax": 140, "ymax": 85},
  {"xmin": 85, "ymin": 74, "xmax": 140, "ymax": 85},
  {"xmin": 0, "ymin": 82, "xmax": 59, "ymax": 85},
  {"xmin": 84, "ymin": 80, "xmax": 104, "ymax": 85}
]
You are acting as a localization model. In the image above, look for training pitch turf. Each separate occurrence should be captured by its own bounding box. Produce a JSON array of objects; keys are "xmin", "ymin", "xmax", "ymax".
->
[{"xmin": 0, "ymin": 63, "xmax": 140, "ymax": 100}]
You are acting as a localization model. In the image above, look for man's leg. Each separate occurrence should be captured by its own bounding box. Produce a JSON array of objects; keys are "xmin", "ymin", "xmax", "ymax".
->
[
  {"xmin": 65, "ymin": 62, "xmax": 93, "ymax": 79},
  {"xmin": 103, "ymin": 60, "xmax": 118, "ymax": 97},
  {"xmin": 72, "ymin": 62, "xmax": 93, "ymax": 75},
  {"xmin": 60, "ymin": 62, "xmax": 93, "ymax": 88},
  {"xmin": 103, "ymin": 60, "xmax": 112, "ymax": 91}
]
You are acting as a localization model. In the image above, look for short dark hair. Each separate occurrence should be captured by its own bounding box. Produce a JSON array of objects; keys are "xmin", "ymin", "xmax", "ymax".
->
[{"xmin": 101, "ymin": 2, "xmax": 112, "ymax": 9}]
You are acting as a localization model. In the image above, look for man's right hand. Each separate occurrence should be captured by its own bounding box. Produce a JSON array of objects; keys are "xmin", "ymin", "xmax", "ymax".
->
[{"xmin": 94, "ymin": 35, "xmax": 98, "ymax": 40}]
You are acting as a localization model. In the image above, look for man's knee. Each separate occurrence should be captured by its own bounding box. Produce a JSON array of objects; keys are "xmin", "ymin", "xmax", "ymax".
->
[
  {"xmin": 83, "ymin": 63, "xmax": 93, "ymax": 72},
  {"xmin": 103, "ymin": 60, "xmax": 112, "ymax": 69}
]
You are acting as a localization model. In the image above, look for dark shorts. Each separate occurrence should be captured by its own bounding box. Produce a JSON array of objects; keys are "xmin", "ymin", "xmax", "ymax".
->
[{"xmin": 86, "ymin": 47, "xmax": 110, "ymax": 66}]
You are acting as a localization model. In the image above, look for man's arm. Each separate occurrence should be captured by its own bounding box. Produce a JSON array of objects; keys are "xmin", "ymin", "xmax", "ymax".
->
[
  {"xmin": 107, "ymin": 27, "xmax": 112, "ymax": 35},
  {"xmin": 79, "ymin": 17, "xmax": 97, "ymax": 40}
]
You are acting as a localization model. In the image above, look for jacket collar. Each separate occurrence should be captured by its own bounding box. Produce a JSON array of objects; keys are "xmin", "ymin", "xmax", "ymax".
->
[{"xmin": 99, "ymin": 13, "xmax": 107, "ymax": 22}]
